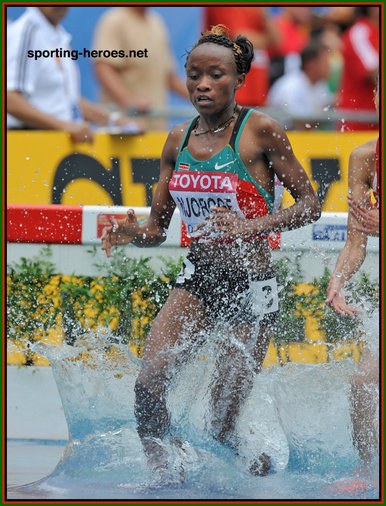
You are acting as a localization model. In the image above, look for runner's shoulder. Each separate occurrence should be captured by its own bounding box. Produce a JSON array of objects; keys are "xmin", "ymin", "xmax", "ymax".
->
[
  {"xmin": 350, "ymin": 138, "xmax": 378, "ymax": 165},
  {"xmin": 163, "ymin": 119, "xmax": 193, "ymax": 160},
  {"xmin": 246, "ymin": 109, "xmax": 287, "ymax": 139},
  {"xmin": 167, "ymin": 119, "xmax": 194, "ymax": 145}
]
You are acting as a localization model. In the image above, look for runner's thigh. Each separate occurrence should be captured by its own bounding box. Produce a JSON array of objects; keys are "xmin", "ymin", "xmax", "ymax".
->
[{"xmin": 141, "ymin": 288, "xmax": 210, "ymax": 365}]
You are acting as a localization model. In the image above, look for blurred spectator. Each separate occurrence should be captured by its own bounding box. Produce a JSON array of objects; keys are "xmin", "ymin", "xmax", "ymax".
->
[
  {"xmin": 310, "ymin": 7, "xmax": 356, "ymax": 95},
  {"xmin": 7, "ymin": 7, "xmax": 139, "ymax": 143},
  {"xmin": 268, "ymin": 7, "xmax": 313, "ymax": 86},
  {"xmin": 203, "ymin": 6, "xmax": 279, "ymax": 106},
  {"xmin": 92, "ymin": 7, "xmax": 189, "ymax": 130},
  {"xmin": 336, "ymin": 6, "xmax": 379, "ymax": 131},
  {"xmin": 268, "ymin": 39, "xmax": 334, "ymax": 130},
  {"xmin": 312, "ymin": 6, "xmax": 356, "ymax": 34},
  {"xmin": 317, "ymin": 26, "xmax": 343, "ymax": 95}
]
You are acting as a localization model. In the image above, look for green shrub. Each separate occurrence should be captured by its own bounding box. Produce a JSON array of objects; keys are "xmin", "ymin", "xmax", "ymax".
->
[
  {"xmin": 7, "ymin": 246, "xmax": 60, "ymax": 364},
  {"xmin": 7, "ymin": 246, "xmax": 379, "ymax": 365}
]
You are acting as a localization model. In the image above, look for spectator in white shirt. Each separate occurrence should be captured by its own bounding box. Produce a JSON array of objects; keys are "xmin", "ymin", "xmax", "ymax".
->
[
  {"xmin": 268, "ymin": 39, "xmax": 334, "ymax": 130},
  {"xmin": 7, "ymin": 7, "xmax": 139, "ymax": 143}
]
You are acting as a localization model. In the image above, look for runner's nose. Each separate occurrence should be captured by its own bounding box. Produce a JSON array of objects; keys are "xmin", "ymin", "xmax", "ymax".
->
[{"xmin": 197, "ymin": 75, "xmax": 211, "ymax": 91}]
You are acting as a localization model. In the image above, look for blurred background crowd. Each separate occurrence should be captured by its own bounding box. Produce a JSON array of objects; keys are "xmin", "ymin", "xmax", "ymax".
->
[{"xmin": 7, "ymin": 5, "xmax": 380, "ymax": 137}]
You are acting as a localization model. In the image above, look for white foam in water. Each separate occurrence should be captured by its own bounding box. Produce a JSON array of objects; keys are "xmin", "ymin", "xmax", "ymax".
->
[{"xmin": 7, "ymin": 322, "xmax": 380, "ymax": 500}]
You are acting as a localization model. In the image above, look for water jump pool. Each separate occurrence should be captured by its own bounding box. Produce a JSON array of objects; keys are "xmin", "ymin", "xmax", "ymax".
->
[{"xmin": 6, "ymin": 332, "xmax": 380, "ymax": 501}]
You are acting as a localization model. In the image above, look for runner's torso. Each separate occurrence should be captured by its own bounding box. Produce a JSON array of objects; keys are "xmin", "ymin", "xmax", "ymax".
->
[{"xmin": 169, "ymin": 107, "xmax": 274, "ymax": 271}]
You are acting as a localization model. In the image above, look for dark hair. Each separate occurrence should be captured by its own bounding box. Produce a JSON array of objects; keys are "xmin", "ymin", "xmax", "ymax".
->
[
  {"xmin": 185, "ymin": 24, "xmax": 254, "ymax": 75},
  {"xmin": 301, "ymin": 40, "xmax": 328, "ymax": 70}
]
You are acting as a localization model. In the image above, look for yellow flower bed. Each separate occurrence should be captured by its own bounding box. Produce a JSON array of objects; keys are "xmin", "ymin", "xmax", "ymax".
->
[{"xmin": 7, "ymin": 275, "xmax": 365, "ymax": 367}]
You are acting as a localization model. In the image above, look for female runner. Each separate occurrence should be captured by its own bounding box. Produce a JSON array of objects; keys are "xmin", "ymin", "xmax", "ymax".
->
[
  {"xmin": 102, "ymin": 25, "xmax": 321, "ymax": 477},
  {"xmin": 326, "ymin": 74, "xmax": 379, "ymax": 465}
]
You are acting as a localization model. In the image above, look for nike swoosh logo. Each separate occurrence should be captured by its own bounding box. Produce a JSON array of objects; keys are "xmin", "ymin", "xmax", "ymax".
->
[{"xmin": 214, "ymin": 161, "xmax": 235, "ymax": 171}]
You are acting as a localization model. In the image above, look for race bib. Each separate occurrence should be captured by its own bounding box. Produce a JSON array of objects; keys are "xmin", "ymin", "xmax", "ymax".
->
[
  {"xmin": 169, "ymin": 171, "xmax": 244, "ymax": 237},
  {"xmin": 248, "ymin": 278, "xmax": 279, "ymax": 315}
]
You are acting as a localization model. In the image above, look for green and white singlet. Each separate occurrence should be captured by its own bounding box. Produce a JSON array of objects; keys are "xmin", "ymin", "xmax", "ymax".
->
[{"xmin": 169, "ymin": 107, "xmax": 274, "ymax": 241}]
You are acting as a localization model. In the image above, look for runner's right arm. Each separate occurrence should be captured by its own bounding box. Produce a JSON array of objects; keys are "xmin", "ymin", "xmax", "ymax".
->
[{"xmin": 101, "ymin": 125, "xmax": 185, "ymax": 256}]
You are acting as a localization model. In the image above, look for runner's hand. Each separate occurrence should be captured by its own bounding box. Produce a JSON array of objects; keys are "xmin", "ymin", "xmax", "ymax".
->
[
  {"xmin": 101, "ymin": 209, "xmax": 139, "ymax": 257},
  {"xmin": 193, "ymin": 207, "xmax": 257, "ymax": 239},
  {"xmin": 325, "ymin": 275, "xmax": 361, "ymax": 317}
]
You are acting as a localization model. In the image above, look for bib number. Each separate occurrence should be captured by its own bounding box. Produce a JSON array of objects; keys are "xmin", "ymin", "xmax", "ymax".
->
[{"xmin": 248, "ymin": 278, "xmax": 279, "ymax": 315}]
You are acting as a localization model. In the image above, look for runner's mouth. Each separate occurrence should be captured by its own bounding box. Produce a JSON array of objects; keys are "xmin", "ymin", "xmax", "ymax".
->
[{"xmin": 196, "ymin": 96, "xmax": 212, "ymax": 103}]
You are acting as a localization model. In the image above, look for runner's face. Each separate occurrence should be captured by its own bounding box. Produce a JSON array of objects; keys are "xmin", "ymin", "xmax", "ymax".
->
[{"xmin": 186, "ymin": 43, "xmax": 244, "ymax": 114}]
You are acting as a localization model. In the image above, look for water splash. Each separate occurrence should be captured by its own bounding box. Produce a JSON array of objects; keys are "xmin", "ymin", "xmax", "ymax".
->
[{"xmin": 7, "ymin": 328, "xmax": 379, "ymax": 500}]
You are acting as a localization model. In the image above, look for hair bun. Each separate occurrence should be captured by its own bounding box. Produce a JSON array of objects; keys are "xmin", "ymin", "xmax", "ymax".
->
[
  {"xmin": 234, "ymin": 35, "xmax": 254, "ymax": 74},
  {"xmin": 187, "ymin": 24, "xmax": 255, "ymax": 75},
  {"xmin": 202, "ymin": 24, "xmax": 229, "ymax": 38}
]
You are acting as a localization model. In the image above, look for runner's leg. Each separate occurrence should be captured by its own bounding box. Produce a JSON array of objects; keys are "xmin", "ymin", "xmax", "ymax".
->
[
  {"xmin": 350, "ymin": 347, "xmax": 379, "ymax": 465},
  {"xmin": 134, "ymin": 288, "xmax": 209, "ymax": 470},
  {"xmin": 210, "ymin": 324, "xmax": 272, "ymax": 474}
]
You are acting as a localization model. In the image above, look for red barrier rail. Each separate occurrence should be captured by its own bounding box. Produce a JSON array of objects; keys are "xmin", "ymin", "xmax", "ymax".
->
[{"xmin": 7, "ymin": 204, "xmax": 83, "ymax": 244}]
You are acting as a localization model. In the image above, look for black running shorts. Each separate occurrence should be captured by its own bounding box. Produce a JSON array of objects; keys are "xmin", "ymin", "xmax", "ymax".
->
[{"xmin": 174, "ymin": 251, "xmax": 280, "ymax": 327}]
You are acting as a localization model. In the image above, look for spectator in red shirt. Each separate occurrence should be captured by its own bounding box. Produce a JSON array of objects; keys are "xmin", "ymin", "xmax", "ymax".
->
[
  {"xmin": 336, "ymin": 6, "xmax": 379, "ymax": 131},
  {"xmin": 203, "ymin": 6, "xmax": 279, "ymax": 106}
]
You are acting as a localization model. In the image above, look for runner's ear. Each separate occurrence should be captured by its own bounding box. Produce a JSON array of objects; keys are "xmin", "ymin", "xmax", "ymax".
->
[{"xmin": 235, "ymin": 74, "xmax": 245, "ymax": 91}]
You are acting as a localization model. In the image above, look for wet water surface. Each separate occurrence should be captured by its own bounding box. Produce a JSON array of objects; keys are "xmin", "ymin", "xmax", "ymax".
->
[{"xmin": 7, "ymin": 334, "xmax": 379, "ymax": 501}]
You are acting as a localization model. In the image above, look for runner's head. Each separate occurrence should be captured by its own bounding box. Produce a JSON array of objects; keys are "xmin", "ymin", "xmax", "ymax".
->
[
  {"xmin": 185, "ymin": 25, "xmax": 254, "ymax": 112},
  {"xmin": 186, "ymin": 24, "xmax": 254, "ymax": 76}
]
